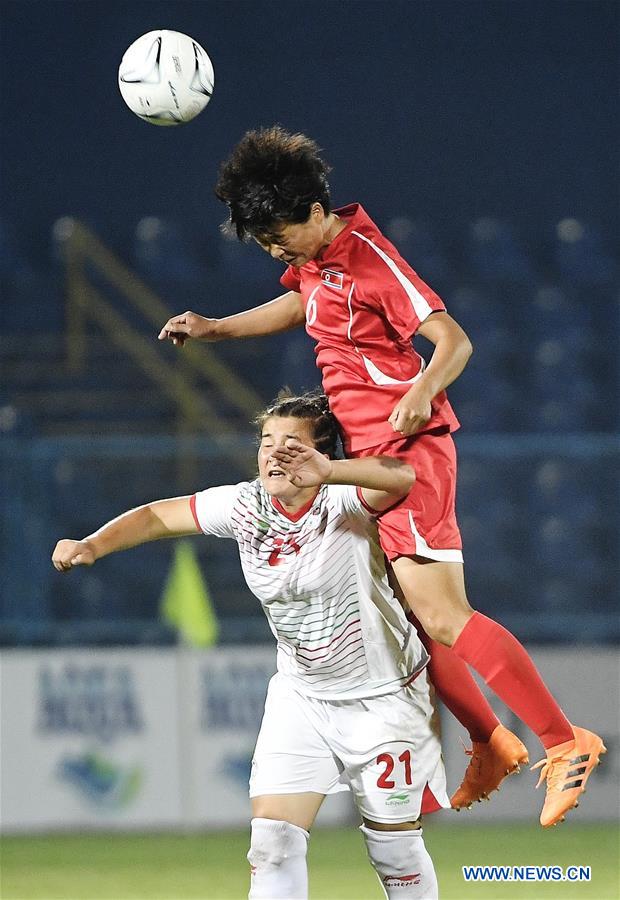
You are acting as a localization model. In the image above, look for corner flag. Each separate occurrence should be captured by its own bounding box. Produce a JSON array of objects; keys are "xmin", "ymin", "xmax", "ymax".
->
[{"xmin": 160, "ymin": 540, "xmax": 219, "ymax": 647}]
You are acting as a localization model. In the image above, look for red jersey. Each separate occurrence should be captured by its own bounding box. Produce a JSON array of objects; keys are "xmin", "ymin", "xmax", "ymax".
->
[{"xmin": 280, "ymin": 203, "xmax": 459, "ymax": 453}]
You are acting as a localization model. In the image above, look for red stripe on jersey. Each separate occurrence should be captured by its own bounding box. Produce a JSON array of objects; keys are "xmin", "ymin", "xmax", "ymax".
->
[
  {"xmin": 189, "ymin": 494, "xmax": 201, "ymax": 531},
  {"xmin": 403, "ymin": 660, "xmax": 429, "ymax": 687},
  {"xmin": 355, "ymin": 485, "xmax": 410, "ymax": 518},
  {"xmin": 296, "ymin": 618, "xmax": 362, "ymax": 657},
  {"xmin": 356, "ymin": 485, "xmax": 379, "ymax": 514},
  {"xmin": 297, "ymin": 636, "xmax": 365, "ymax": 671}
]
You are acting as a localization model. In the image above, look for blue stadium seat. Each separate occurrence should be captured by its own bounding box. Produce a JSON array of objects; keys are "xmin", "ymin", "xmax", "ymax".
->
[
  {"xmin": 554, "ymin": 218, "xmax": 617, "ymax": 288},
  {"xmin": 219, "ymin": 232, "xmax": 280, "ymax": 289},
  {"xmin": 384, "ymin": 216, "xmax": 450, "ymax": 284},
  {"xmin": 469, "ymin": 323, "xmax": 516, "ymax": 376},
  {"xmin": 528, "ymin": 459, "xmax": 598, "ymax": 525},
  {"xmin": 466, "ymin": 218, "xmax": 536, "ymax": 285},
  {"xmin": 536, "ymin": 565, "xmax": 615, "ymax": 627},
  {"xmin": 532, "ymin": 510, "xmax": 610, "ymax": 585},
  {"xmin": 458, "ymin": 513, "xmax": 524, "ymax": 612},
  {"xmin": 580, "ymin": 284, "xmax": 619, "ymax": 340},
  {"xmin": 0, "ymin": 403, "xmax": 36, "ymax": 437},
  {"xmin": 538, "ymin": 575, "xmax": 585, "ymax": 614},
  {"xmin": 523, "ymin": 285, "xmax": 592, "ymax": 333},
  {"xmin": 529, "ymin": 337, "xmax": 588, "ymax": 388},
  {"xmin": 450, "ymin": 371, "xmax": 522, "ymax": 430},
  {"xmin": 4, "ymin": 271, "xmax": 65, "ymax": 334},
  {"xmin": 279, "ymin": 333, "xmax": 322, "ymax": 394},
  {"xmin": 444, "ymin": 286, "xmax": 505, "ymax": 333},
  {"xmin": 133, "ymin": 217, "xmax": 206, "ymax": 283},
  {"xmin": 0, "ymin": 217, "xmax": 28, "ymax": 279},
  {"xmin": 457, "ymin": 457, "xmax": 522, "ymax": 511},
  {"xmin": 530, "ymin": 381, "xmax": 606, "ymax": 432}
]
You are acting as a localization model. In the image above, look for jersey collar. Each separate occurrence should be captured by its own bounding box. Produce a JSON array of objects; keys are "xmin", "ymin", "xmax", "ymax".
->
[{"xmin": 271, "ymin": 490, "xmax": 320, "ymax": 522}]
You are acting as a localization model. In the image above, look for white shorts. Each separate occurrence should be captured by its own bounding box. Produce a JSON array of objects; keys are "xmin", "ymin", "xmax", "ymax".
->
[{"xmin": 249, "ymin": 670, "xmax": 449, "ymax": 824}]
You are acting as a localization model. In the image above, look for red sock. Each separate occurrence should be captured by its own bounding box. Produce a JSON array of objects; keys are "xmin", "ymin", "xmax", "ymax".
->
[
  {"xmin": 411, "ymin": 614, "xmax": 499, "ymax": 742},
  {"xmin": 452, "ymin": 612, "xmax": 573, "ymax": 749}
]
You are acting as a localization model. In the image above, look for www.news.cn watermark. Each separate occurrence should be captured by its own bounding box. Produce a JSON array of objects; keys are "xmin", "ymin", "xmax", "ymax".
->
[{"xmin": 463, "ymin": 865, "xmax": 591, "ymax": 883}]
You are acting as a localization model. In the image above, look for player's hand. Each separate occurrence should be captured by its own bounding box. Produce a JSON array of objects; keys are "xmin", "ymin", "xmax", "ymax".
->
[
  {"xmin": 158, "ymin": 311, "xmax": 220, "ymax": 346},
  {"xmin": 52, "ymin": 539, "xmax": 96, "ymax": 572},
  {"xmin": 388, "ymin": 388, "xmax": 432, "ymax": 436},
  {"xmin": 270, "ymin": 440, "xmax": 333, "ymax": 487}
]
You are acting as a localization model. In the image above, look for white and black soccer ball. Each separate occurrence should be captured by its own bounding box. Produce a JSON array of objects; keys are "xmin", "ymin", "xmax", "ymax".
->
[{"xmin": 118, "ymin": 30, "xmax": 214, "ymax": 126}]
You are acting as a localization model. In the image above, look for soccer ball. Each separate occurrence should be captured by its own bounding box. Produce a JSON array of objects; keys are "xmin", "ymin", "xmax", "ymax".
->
[{"xmin": 118, "ymin": 30, "xmax": 214, "ymax": 126}]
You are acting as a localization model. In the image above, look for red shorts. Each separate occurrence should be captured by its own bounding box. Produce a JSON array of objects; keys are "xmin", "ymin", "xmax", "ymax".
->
[{"xmin": 353, "ymin": 430, "xmax": 463, "ymax": 562}]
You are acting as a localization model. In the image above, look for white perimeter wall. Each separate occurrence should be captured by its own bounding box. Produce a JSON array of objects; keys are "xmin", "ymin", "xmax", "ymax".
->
[{"xmin": 0, "ymin": 646, "xmax": 617, "ymax": 832}]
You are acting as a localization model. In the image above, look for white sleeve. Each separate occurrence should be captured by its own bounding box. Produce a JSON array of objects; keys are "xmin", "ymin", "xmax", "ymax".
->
[
  {"xmin": 190, "ymin": 484, "xmax": 241, "ymax": 538},
  {"xmin": 327, "ymin": 483, "xmax": 373, "ymax": 520}
]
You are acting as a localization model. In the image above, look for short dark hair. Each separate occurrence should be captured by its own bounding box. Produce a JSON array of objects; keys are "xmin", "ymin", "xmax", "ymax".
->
[
  {"xmin": 215, "ymin": 125, "xmax": 332, "ymax": 242},
  {"xmin": 255, "ymin": 389, "xmax": 341, "ymax": 459}
]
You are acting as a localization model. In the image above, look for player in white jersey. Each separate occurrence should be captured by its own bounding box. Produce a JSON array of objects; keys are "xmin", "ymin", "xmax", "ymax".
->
[{"xmin": 52, "ymin": 392, "xmax": 449, "ymax": 900}]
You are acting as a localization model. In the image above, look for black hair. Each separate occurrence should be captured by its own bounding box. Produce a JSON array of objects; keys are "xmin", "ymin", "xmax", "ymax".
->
[
  {"xmin": 255, "ymin": 389, "xmax": 341, "ymax": 459},
  {"xmin": 215, "ymin": 125, "xmax": 332, "ymax": 242}
]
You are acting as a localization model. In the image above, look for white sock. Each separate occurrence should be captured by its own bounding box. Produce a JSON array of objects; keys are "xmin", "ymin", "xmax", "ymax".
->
[
  {"xmin": 247, "ymin": 817, "xmax": 309, "ymax": 899},
  {"xmin": 360, "ymin": 825, "xmax": 438, "ymax": 899}
]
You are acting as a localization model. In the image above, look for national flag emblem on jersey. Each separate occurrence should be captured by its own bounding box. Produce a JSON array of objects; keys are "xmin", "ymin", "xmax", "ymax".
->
[{"xmin": 321, "ymin": 269, "xmax": 344, "ymax": 290}]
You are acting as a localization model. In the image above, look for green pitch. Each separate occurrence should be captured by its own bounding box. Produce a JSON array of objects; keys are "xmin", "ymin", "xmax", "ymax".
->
[{"xmin": 1, "ymin": 823, "xmax": 618, "ymax": 899}]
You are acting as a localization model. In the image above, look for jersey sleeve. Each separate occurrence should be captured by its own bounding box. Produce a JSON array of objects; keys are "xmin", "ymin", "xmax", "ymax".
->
[
  {"xmin": 190, "ymin": 484, "xmax": 241, "ymax": 538},
  {"xmin": 356, "ymin": 236, "xmax": 446, "ymax": 341},
  {"xmin": 327, "ymin": 483, "xmax": 372, "ymax": 521},
  {"xmin": 280, "ymin": 266, "xmax": 302, "ymax": 292}
]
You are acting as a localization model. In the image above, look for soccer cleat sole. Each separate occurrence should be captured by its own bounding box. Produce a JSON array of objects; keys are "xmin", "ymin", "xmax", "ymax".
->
[
  {"xmin": 450, "ymin": 726, "xmax": 529, "ymax": 811},
  {"xmin": 452, "ymin": 760, "xmax": 525, "ymax": 810}
]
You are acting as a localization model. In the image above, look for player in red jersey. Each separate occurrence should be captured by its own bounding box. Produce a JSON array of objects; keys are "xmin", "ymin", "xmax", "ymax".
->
[{"xmin": 158, "ymin": 126, "xmax": 605, "ymax": 827}]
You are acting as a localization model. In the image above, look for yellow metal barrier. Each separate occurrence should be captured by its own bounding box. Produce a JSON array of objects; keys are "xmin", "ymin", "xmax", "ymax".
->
[{"xmin": 63, "ymin": 220, "xmax": 265, "ymax": 428}]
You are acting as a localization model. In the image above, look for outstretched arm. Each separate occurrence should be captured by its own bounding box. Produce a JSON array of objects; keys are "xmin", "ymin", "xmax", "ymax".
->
[
  {"xmin": 271, "ymin": 441, "xmax": 415, "ymax": 512},
  {"xmin": 52, "ymin": 497, "xmax": 199, "ymax": 571},
  {"xmin": 158, "ymin": 291, "xmax": 305, "ymax": 346}
]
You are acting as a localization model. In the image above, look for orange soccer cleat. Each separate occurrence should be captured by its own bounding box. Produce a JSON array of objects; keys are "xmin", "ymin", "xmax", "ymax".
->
[
  {"xmin": 531, "ymin": 725, "xmax": 606, "ymax": 828},
  {"xmin": 451, "ymin": 724, "xmax": 529, "ymax": 809}
]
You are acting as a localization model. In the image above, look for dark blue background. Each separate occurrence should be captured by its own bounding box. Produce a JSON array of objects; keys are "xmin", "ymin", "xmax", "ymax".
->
[
  {"xmin": 1, "ymin": 1, "xmax": 618, "ymax": 646},
  {"xmin": 2, "ymin": 0, "xmax": 618, "ymax": 244}
]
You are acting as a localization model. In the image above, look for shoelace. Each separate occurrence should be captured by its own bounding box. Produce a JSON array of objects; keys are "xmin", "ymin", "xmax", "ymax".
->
[
  {"xmin": 461, "ymin": 743, "xmax": 484, "ymax": 779},
  {"xmin": 530, "ymin": 755, "xmax": 568, "ymax": 791}
]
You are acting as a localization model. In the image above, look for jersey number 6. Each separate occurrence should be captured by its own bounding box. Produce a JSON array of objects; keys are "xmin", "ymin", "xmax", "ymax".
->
[{"xmin": 376, "ymin": 750, "xmax": 413, "ymax": 789}]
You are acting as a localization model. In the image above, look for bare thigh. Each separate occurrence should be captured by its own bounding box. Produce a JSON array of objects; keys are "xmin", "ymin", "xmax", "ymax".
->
[
  {"xmin": 363, "ymin": 817, "xmax": 421, "ymax": 831},
  {"xmin": 391, "ymin": 556, "xmax": 474, "ymax": 646},
  {"xmin": 251, "ymin": 792, "xmax": 326, "ymax": 831}
]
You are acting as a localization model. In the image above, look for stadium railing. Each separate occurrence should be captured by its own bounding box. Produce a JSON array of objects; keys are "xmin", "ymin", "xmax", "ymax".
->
[{"xmin": 1, "ymin": 432, "xmax": 618, "ymax": 648}]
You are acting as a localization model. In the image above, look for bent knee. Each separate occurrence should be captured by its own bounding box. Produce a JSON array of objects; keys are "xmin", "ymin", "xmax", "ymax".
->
[
  {"xmin": 247, "ymin": 817, "xmax": 308, "ymax": 869},
  {"xmin": 417, "ymin": 609, "xmax": 473, "ymax": 646}
]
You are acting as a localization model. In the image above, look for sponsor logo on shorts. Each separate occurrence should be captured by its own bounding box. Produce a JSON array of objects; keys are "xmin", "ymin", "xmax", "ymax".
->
[
  {"xmin": 385, "ymin": 791, "xmax": 411, "ymax": 807},
  {"xmin": 383, "ymin": 872, "xmax": 421, "ymax": 887}
]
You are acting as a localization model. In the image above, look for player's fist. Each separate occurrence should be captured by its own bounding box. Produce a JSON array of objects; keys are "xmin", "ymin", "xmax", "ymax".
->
[
  {"xmin": 388, "ymin": 390, "xmax": 432, "ymax": 436},
  {"xmin": 158, "ymin": 311, "xmax": 220, "ymax": 346},
  {"xmin": 52, "ymin": 539, "xmax": 96, "ymax": 572}
]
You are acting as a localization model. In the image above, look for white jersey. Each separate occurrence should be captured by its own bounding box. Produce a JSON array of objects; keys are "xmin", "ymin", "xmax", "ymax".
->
[{"xmin": 191, "ymin": 480, "xmax": 428, "ymax": 700}]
